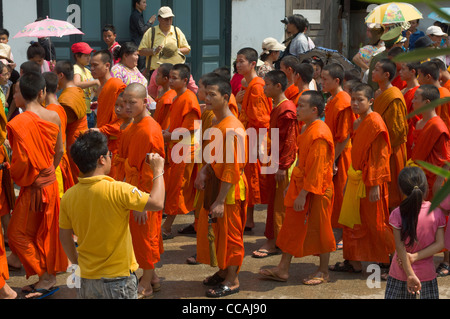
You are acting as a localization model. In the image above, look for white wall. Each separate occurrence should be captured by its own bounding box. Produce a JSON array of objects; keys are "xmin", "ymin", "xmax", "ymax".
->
[
  {"xmin": 231, "ymin": 0, "xmax": 285, "ymax": 63},
  {"xmin": 3, "ymin": 0, "xmax": 38, "ymax": 68}
]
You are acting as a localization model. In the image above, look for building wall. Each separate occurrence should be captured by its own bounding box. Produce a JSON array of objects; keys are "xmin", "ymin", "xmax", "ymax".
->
[
  {"xmin": 4, "ymin": 0, "xmax": 37, "ymax": 68},
  {"xmin": 231, "ymin": 0, "xmax": 285, "ymax": 63}
]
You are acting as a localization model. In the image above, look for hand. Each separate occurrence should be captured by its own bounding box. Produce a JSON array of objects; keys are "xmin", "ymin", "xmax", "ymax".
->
[
  {"xmin": 293, "ymin": 192, "xmax": 307, "ymax": 212},
  {"xmin": 275, "ymin": 169, "xmax": 286, "ymax": 183},
  {"xmin": 149, "ymin": 14, "xmax": 157, "ymax": 25},
  {"xmin": 407, "ymin": 252, "xmax": 419, "ymax": 265},
  {"xmin": 369, "ymin": 185, "xmax": 380, "ymax": 202},
  {"xmin": 132, "ymin": 210, "xmax": 148, "ymax": 225},
  {"xmin": 146, "ymin": 153, "xmax": 164, "ymax": 173},
  {"xmin": 194, "ymin": 166, "xmax": 208, "ymax": 190},
  {"xmin": 406, "ymin": 274, "xmax": 421, "ymax": 295},
  {"xmin": 210, "ymin": 200, "xmax": 225, "ymax": 219},
  {"xmin": 235, "ymin": 90, "xmax": 245, "ymax": 104},
  {"xmin": 153, "ymin": 45, "xmax": 163, "ymax": 56}
]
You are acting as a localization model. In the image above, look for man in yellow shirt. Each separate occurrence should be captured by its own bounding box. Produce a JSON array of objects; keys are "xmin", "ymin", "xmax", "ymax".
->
[
  {"xmin": 138, "ymin": 6, "xmax": 191, "ymax": 75},
  {"xmin": 59, "ymin": 131, "xmax": 165, "ymax": 299}
]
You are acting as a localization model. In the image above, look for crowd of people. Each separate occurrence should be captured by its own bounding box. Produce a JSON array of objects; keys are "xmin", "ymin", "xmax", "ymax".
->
[{"xmin": 0, "ymin": 1, "xmax": 450, "ymax": 300}]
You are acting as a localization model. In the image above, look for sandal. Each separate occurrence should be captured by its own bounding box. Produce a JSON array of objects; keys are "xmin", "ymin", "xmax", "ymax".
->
[
  {"xmin": 186, "ymin": 254, "xmax": 198, "ymax": 265},
  {"xmin": 203, "ymin": 272, "xmax": 225, "ymax": 286},
  {"xmin": 436, "ymin": 263, "xmax": 450, "ymax": 277},
  {"xmin": 329, "ymin": 260, "xmax": 362, "ymax": 273},
  {"xmin": 205, "ymin": 284, "xmax": 240, "ymax": 298},
  {"xmin": 162, "ymin": 232, "xmax": 174, "ymax": 240},
  {"xmin": 302, "ymin": 272, "xmax": 329, "ymax": 286}
]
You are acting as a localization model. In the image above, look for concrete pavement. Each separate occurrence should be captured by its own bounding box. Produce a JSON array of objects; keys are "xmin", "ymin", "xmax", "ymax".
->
[{"xmin": 5, "ymin": 204, "xmax": 450, "ymax": 301}]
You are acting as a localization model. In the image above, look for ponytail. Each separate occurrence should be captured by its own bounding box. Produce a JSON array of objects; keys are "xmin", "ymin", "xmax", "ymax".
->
[{"xmin": 397, "ymin": 167, "xmax": 428, "ymax": 248}]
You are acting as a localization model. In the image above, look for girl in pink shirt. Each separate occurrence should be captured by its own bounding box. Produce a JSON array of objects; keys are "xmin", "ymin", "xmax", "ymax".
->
[{"xmin": 386, "ymin": 166, "xmax": 446, "ymax": 299}]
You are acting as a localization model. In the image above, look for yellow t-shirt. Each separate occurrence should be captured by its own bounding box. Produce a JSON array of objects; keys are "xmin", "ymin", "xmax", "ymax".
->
[
  {"xmin": 59, "ymin": 175, "xmax": 150, "ymax": 279},
  {"xmin": 138, "ymin": 25, "xmax": 191, "ymax": 71},
  {"xmin": 73, "ymin": 63, "xmax": 94, "ymax": 114}
]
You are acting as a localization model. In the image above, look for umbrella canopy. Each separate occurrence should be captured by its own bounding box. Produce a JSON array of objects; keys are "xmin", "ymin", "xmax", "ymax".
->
[
  {"xmin": 13, "ymin": 17, "xmax": 84, "ymax": 39},
  {"xmin": 298, "ymin": 47, "xmax": 355, "ymax": 71},
  {"xmin": 428, "ymin": 8, "xmax": 450, "ymax": 24},
  {"xmin": 365, "ymin": 2, "xmax": 422, "ymax": 25}
]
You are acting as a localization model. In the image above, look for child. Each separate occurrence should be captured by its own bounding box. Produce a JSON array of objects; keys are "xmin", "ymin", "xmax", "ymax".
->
[
  {"xmin": 235, "ymin": 47, "xmax": 272, "ymax": 231},
  {"xmin": 195, "ymin": 74, "xmax": 247, "ymax": 297},
  {"xmin": 322, "ymin": 63, "xmax": 355, "ymax": 245},
  {"xmin": 102, "ymin": 24, "xmax": 121, "ymax": 66},
  {"xmin": 332, "ymin": 83, "xmax": 394, "ymax": 274},
  {"xmin": 153, "ymin": 63, "xmax": 176, "ymax": 131},
  {"xmin": 279, "ymin": 55, "xmax": 300, "ymax": 103},
  {"xmin": 385, "ymin": 166, "xmax": 446, "ymax": 299},
  {"xmin": 252, "ymin": 70, "xmax": 298, "ymax": 258},
  {"xmin": 259, "ymin": 90, "xmax": 335, "ymax": 285},
  {"xmin": 121, "ymin": 83, "xmax": 165, "ymax": 299},
  {"xmin": 26, "ymin": 42, "xmax": 51, "ymax": 73},
  {"xmin": 72, "ymin": 42, "xmax": 100, "ymax": 129},
  {"xmin": 400, "ymin": 61, "xmax": 420, "ymax": 158},
  {"xmin": 372, "ymin": 58, "xmax": 408, "ymax": 210}
]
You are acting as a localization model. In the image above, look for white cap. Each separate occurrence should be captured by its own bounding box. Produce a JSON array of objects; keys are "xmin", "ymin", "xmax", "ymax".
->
[
  {"xmin": 426, "ymin": 26, "xmax": 447, "ymax": 37},
  {"xmin": 158, "ymin": 6, "xmax": 175, "ymax": 19},
  {"xmin": 261, "ymin": 37, "xmax": 286, "ymax": 54}
]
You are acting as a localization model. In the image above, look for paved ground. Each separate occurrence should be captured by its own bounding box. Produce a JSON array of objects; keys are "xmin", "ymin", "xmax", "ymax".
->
[{"xmin": 5, "ymin": 204, "xmax": 450, "ymax": 303}]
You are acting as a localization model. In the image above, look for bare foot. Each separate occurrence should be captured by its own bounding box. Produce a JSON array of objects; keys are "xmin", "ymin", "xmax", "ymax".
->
[{"xmin": 0, "ymin": 283, "xmax": 17, "ymax": 299}]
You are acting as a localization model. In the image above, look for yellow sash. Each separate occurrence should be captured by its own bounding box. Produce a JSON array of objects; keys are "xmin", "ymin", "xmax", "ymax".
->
[{"xmin": 338, "ymin": 165, "xmax": 365, "ymax": 229}]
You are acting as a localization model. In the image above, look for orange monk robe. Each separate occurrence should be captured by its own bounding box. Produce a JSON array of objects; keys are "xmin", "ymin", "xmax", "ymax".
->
[
  {"xmin": 123, "ymin": 116, "xmax": 165, "ymax": 270},
  {"xmin": 0, "ymin": 101, "xmax": 13, "ymax": 219},
  {"xmin": 154, "ymin": 89, "xmax": 177, "ymax": 131},
  {"xmin": 285, "ymin": 84, "xmax": 300, "ymax": 104},
  {"xmin": 443, "ymin": 79, "xmax": 450, "ymax": 92},
  {"xmin": 373, "ymin": 86, "xmax": 408, "ymax": 209},
  {"xmin": 342, "ymin": 112, "xmax": 394, "ymax": 263},
  {"xmin": 46, "ymin": 103, "xmax": 75, "ymax": 195},
  {"xmin": 97, "ymin": 78, "xmax": 127, "ymax": 177},
  {"xmin": 392, "ymin": 75, "xmax": 407, "ymax": 91},
  {"xmin": 324, "ymin": 91, "xmax": 355, "ymax": 228},
  {"xmin": 277, "ymin": 120, "xmax": 336, "ymax": 258},
  {"xmin": 238, "ymin": 76, "xmax": 272, "ymax": 206},
  {"xmin": 112, "ymin": 122, "xmax": 132, "ymax": 183},
  {"xmin": 196, "ymin": 116, "xmax": 248, "ymax": 270},
  {"xmin": 0, "ymin": 217, "xmax": 7, "ymax": 290},
  {"xmin": 403, "ymin": 86, "xmax": 420, "ymax": 159},
  {"xmin": 265, "ymin": 99, "xmax": 298, "ymax": 241},
  {"xmin": 6, "ymin": 112, "xmax": 68, "ymax": 278},
  {"xmin": 437, "ymin": 87, "xmax": 450, "ymax": 131},
  {"xmin": 228, "ymin": 93, "xmax": 239, "ymax": 118},
  {"xmin": 58, "ymin": 87, "xmax": 88, "ymax": 183},
  {"xmin": 411, "ymin": 116, "xmax": 450, "ymax": 200},
  {"xmin": 165, "ymin": 89, "xmax": 201, "ymax": 216}
]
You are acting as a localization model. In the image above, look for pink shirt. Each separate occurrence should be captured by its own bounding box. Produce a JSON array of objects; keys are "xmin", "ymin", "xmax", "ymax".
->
[
  {"xmin": 148, "ymin": 69, "xmax": 198, "ymax": 100},
  {"xmin": 389, "ymin": 201, "xmax": 446, "ymax": 282},
  {"xmin": 437, "ymin": 194, "xmax": 450, "ymax": 250}
]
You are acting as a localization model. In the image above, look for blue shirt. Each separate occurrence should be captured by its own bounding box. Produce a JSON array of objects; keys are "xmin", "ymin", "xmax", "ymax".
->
[{"xmin": 403, "ymin": 30, "xmax": 425, "ymax": 51}]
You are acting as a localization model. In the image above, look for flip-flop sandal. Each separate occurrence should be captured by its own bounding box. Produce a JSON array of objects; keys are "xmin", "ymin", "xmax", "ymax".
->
[
  {"xmin": 26, "ymin": 287, "xmax": 59, "ymax": 299},
  {"xmin": 259, "ymin": 269, "xmax": 288, "ymax": 282},
  {"xmin": 205, "ymin": 284, "xmax": 240, "ymax": 298},
  {"xmin": 162, "ymin": 232, "xmax": 174, "ymax": 240},
  {"xmin": 436, "ymin": 263, "xmax": 450, "ymax": 277},
  {"xmin": 203, "ymin": 272, "xmax": 225, "ymax": 286},
  {"xmin": 302, "ymin": 273, "xmax": 329, "ymax": 286},
  {"xmin": 251, "ymin": 249, "xmax": 280, "ymax": 259},
  {"xmin": 152, "ymin": 282, "xmax": 161, "ymax": 293},
  {"xmin": 138, "ymin": 292, "xmax": 154, "ymax": 299},
  {"xmin": 329, "ymin": 260, "xmax": 362, "ymax": 273},
  {"xmin": 186, "ymin": 254, "xmax": 198, "ymax": 265}
]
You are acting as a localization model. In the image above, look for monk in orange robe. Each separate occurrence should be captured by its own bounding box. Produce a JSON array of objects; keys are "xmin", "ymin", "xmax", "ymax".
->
[
  {"xmin": 56, "ymin": 61, "xmax": 88, "ymax": 183},
  {"xmin": 121, "ymin": 83, "xmax": 165, "ymax": 299},
  {"xmin": 236, "ymin": 48, "xmax": 272, "ymax": 230},
  {"xmin": 253, "ymin": 70, "xmax": 298, "ymax": 258},
  {"xmin": 111, "ymin": 93, "xmax": 133, "ymax": 182},
  {"xmin": 7, "ymin": 72, "xmax": 68, "ymax": 298},
  {"xmin": 417, "ymin": 61, "xmax": 450, "ymax": 131},
  {"xmin": 280, "ymin": 55, "xmax": 301, "ymax": 103},
  {"xmin": 322, "ymin": 63, "xmax": 355, "ymax": 234},
  {"xmin": 43, "ymin": 72, "xmax": 75, "ymax": 196},
  {"xmin": 372, "ymin": 58, "xmax": 408, "ymax": 210},
  {"xmin": 331, "ymin": 83, "xmax": 394, "ymax": 273},
  {"xmin": 195, "ymin": 75, "xmax": 248, "ymax": 298},
  {"xmin": 212, "ymin": 66, "xmax": 240, "ymax": 118},
  {"xmin": 410, "ymin": 85, "xmax": 450, "ymax": 200},
  {"xmin": 434, "ymin": 57, "xmax": 450, "ymax": 95},
  {"xmin": 154, "ymin": 63, "xmax": 177, "ymax": 131},
  {"xmin": 399, "ymin": 62, "xmax": 420, "ymax": 159},
  {"xmin": 259, "ymin": 91, "xmax": 335, "ymax": 285},
  {"xmin": 161, "ymin": 64, "xmax": 201, "ymax": 238}
]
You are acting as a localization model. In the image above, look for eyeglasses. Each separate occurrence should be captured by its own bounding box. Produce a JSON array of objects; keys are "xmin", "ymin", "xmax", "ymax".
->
[{"xmin": 102, "ymin": 151, "xmax": 113, "ymax": 159}]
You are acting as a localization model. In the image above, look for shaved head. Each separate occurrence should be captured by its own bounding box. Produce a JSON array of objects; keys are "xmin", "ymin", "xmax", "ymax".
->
[{"xmin": 124, "ymin": 82, "xmax": 147, "ymax": 99}]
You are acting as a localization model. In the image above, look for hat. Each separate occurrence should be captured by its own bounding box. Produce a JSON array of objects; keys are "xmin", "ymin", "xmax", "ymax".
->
[
  {"xmin": 261, "ymin": 38, "xmax": 286, "ymax": 54},
  {"xmin": 157, "ymin": 42, "xmax": 186, "ymax": 65},
  {"xmin": 381, "ymin": 26, "xmax": 403, "ymax": 47},
  {"xmin": 0, "ymin": 43, "xmax": 13, "ymax": 65},
  {"xmin": 414, "ymin": 35, "xmax": 434, "ymax": 49},
  {"xmin": 158, "ymin": 6, "xmax": 175, "ymax": 19},
  {"xmin": 426, "ymin": 26, "xmax": 448, "ymax": 37},
  {"xmin": 71, "ymin": 42, "xmax": 95, "ymax": 55},
  {"xmin": 281, "ymin": 17, "xmax": 288, "ymax": 24}
]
